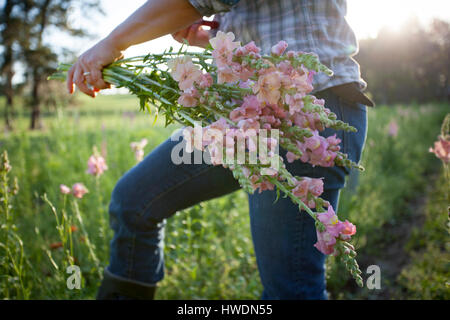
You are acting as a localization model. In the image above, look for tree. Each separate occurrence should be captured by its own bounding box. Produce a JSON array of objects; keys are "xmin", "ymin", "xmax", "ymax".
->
[
  {"xmin": 356, "ymin": 18, "xmax": 450, "ymax": 105},
  {"xmin": 0, "ymin": 0, "xmax": 25, "ymax": 130},
  {"xmin": 0, "ymin": 0, "xmax": 103, "ymax": 130},
  {"xmin": 21, "ymin": 0, "xmax": 102, "ymax": 129}
]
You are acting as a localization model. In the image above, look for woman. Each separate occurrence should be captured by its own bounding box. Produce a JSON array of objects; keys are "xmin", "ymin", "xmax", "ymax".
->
[{"xmin": 67, "ymin": 0, "xmax": 371, "ymax": 300}]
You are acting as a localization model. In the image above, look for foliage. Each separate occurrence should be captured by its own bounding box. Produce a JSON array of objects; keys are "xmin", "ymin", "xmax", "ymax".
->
[
  {"xmin": 358, "ymin": 18, "xmax": 450, "ymax": 104},
  {"xmin": 0, "ymin": 94, "xmax": 447, "ymax": 299}
]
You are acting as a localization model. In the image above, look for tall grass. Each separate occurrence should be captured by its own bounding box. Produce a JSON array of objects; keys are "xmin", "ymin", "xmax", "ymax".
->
[{"xmin": 0, "ymin": 94, "xmax": 448, "ymax": 299}]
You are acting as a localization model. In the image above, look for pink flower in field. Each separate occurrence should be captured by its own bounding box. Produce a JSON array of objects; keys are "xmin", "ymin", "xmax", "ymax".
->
[
  {"xmin": 271, "ymin": 40, "xmax": 288, "ymax": 56},
  {"xmin": 429, "ymin": 135, "xmax": 450, "ymax": 164},
  {"xmin": 130, "ymin": 138, "xmax": 148, "ymax": 162},
  {"xmin": 388, "ymin": 120, "xmax": 399, "ymax": 137},
  {"xmin": 60, "ymin": 184, "xmax": 71, "ymax": 195},
  {"xmin": 253, "ymin": 72, "xmax": 281, "ymax": 105},
  {"xmin": 86, "ymin": 154, "xmax": 108, "ymax": 177},
  {"xmin": 72, "ymin": 183, "xmax": 88, "ymax": 199},
  {"xmin": 210, "ymin": 31, "xmax": 240, "ymax": 69}
]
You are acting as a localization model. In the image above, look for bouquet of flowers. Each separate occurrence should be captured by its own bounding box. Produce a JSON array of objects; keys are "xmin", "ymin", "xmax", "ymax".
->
[{"xmin": 49, "ymin": 31, "xmax": 365, "ymax": 286}]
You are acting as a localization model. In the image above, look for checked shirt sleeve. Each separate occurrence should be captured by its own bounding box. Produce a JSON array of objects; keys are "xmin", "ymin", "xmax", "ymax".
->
[{"xmin": 188, "ymin": 0, "xmax": 240, "ymax": 16}]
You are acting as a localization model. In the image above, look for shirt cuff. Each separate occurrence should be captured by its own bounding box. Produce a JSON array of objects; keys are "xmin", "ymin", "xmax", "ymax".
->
[{"xmin": 188, "ymin": 0, "xmax": 240, "ymax": 16}]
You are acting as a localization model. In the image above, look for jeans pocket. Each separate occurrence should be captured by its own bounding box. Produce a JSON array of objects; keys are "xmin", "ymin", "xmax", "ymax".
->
[{"xmin": 338, "ymin": 99, "xmax": 368, "ymax": 166}]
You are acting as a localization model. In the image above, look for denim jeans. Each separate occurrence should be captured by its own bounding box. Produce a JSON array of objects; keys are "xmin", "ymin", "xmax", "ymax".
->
[{"xmin": 106, "ymin": 88, "xmax": 368, "ymax": 300}]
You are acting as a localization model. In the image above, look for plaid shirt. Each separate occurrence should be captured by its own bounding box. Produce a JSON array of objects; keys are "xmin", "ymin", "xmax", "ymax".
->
[{"xmin": 188, "ymin": 0, "xmax": 367, "ymax": 93}]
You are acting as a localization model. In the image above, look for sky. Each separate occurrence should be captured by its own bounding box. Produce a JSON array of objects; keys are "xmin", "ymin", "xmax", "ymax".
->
[{"xmin": 62, "ymin": 0, "xmax": 450, "ymax": 58}]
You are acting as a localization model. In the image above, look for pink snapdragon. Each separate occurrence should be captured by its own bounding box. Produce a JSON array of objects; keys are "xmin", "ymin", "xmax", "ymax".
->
[
  {"xmin": 86, "ymin": 154, "xmax": 108, "ymax": 177},
  {"xmin": 178, "ymin": 88, "xmax": 199, "ymax": 107},
  {"xmin": 285, "ymin": 93, "xmax": 305, "ymax": 115},
  {"xmin": 210, "ymin": 31, "xmax": 240, "ymax": 69},
  {"xmin": 72, "ymin": 183, "xmax": 89, "ymax": 199},
  {"xmin": 271, "ymin": 40, "xmax": 288, "ymax": 56},
  {"xmin": 253, "ymin": 71, "xmax": 281, "ymax": 105},
  {"xmin": 314, "ymin": 206, "xmax": 356, "ymax": 255},
  {"xmin": 429, "ymin": 135, "xmax": 450, "ymax": 164},
  {"xmin": 130, "ymin": 138, "xmax": 148, "ymax": 162},
  {"xmin": 217, "ymin": 67, "xmax": 240, "ymax": 84},
  {"xmin": 168, "ymin": 56, "xmax": 202, "ymax": 90},
  {"xmin": 60, "ymin": 184, "xmax": 71, "ymax": 195},
  {"xmin": 291, "ymin": 177, "xmax": 324, "ymax": 208},
  {"xmin": 248, "ymin": 173, "xmax": 275, "ymax": 193},
  {"xmin": 388, "ymin": 120, "xmax": 399, "ymax": 137},
  {"xmin": 286, "ymin": 132, "xmax": 341, "ymax": 167},
  {"xmin": 230, "ymin": 95, "xmax": 262, "ymax": 122}
]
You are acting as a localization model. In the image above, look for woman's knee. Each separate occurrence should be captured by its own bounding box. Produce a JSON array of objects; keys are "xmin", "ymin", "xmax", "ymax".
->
[{"xmin": 108, "ymin": 173, "xmax": 164, "ymax": 233}]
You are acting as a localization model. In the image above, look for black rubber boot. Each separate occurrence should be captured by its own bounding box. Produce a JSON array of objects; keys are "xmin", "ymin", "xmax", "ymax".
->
[{"xmin": 96, "ymin": 268, "xmax": 157, "ymax": 300}]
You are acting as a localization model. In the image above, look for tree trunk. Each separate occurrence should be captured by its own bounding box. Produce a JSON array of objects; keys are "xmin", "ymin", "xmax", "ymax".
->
[
  {"xmin": 1, "ymin": 0, "xmax": 15, "ymax": 130},
  {"xmin": 29, "ymin": 0, "xmax": 51, "ymax": 130},
  {"xmin": 3, "ymin": 51, "xmax": 14, "ymax": 131},
  {"xmin": 30, "ymin": 69, "xmax": 42, "ymax": 130}
]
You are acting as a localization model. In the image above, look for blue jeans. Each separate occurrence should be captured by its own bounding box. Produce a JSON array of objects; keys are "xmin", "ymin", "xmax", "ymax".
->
[{"xmin": 106, "ymin": 89, "xmax": 368, "ymax": 300}]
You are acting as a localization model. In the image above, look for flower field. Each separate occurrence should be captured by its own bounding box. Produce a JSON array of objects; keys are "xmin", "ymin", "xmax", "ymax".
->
[{"xmin": 0, "ymin": 94, "xmax": 448, "ymax": 299}]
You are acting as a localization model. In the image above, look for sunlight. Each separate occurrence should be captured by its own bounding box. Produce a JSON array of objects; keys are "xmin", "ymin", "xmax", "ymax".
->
[{"xmin": 346, "ymin": 0, "xmax": 449, "ymax": 39}]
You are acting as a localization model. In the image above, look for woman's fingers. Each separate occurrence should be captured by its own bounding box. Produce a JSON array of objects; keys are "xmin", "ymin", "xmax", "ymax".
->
[
  {"xmin": 80, "ymin": 58, "xmax": 110, "ymax": 90},
  {"xmin": 67, "ymin": 65, "xmax": 75, "ymax": 94},
  {"xmin": 73, "ymin": 67, "xmax": 95, "ymax": 97},
  {"xmin": 186, "ymin": 24, "xmax": 200, "ymax": 44},
  {"xmin": 172, "ymin": 29, "xmax": 190, "ymax": 43},
  {"xmin": 86, "ymin": 67, "xmax": 109, "ymax": 90}
]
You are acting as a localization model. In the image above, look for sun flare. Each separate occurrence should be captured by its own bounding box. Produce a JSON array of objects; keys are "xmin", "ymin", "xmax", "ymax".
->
[{"xmin": 346, "ymin": 0, "xmax": 449, "ymax": 39}]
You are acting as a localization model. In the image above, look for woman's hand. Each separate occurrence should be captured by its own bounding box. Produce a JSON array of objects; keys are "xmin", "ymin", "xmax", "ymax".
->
[
  {"xmin": 67, "ymin": 37, "xmax": 124, "ymax": 97},
  {"xmin": 172, "ymin": 22, "xmax": 210, "ymax": 48}
]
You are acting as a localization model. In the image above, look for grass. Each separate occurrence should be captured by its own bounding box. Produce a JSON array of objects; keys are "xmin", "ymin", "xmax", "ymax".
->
[{"xmin": 0, "ymin": 93, "xmax": 448, "ymax": 299}]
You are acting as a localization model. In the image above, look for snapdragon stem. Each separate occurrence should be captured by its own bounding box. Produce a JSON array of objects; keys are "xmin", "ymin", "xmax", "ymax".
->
[
  {"xmin": 267, "ymin": 176, "xmax": 323, "ymax": 228},
  {"xmin": 103, "ymin": 69, "xmax": 172, "ymax": 105}
]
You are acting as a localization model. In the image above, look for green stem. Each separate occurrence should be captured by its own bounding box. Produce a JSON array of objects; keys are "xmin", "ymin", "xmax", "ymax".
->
[{"xmin": 267, "ymin": 176, "xmax": 321, "ymax": 226}]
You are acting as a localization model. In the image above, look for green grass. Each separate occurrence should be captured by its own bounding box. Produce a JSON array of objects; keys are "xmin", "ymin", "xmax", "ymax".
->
[{"xmin": 0, "ymin": 94, "xmax": 448, "ymax": 299}]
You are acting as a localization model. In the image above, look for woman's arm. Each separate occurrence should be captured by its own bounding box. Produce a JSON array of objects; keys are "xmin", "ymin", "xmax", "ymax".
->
[{"xmin": 67, "ymin": 0, "xmax": 202, "ymax": 97}]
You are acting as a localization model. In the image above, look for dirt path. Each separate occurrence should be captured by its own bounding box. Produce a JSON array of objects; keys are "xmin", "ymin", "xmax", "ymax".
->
[{"xmin": 355, "ymin": 171, "xmax": 441, "ymax": 299}]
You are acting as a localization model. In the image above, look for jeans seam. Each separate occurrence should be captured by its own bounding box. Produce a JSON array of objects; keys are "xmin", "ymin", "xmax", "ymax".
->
[
  {"xmin": 294, "ymin": 212, "xmax": 306, "ymax": 299},
  {"xmin": 125, "ymin": 232, "xmax": 136, "ymax": 279},
  {"xmin": 338, "ymin": 96, "xmax": 349, "ymax": 156}
]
